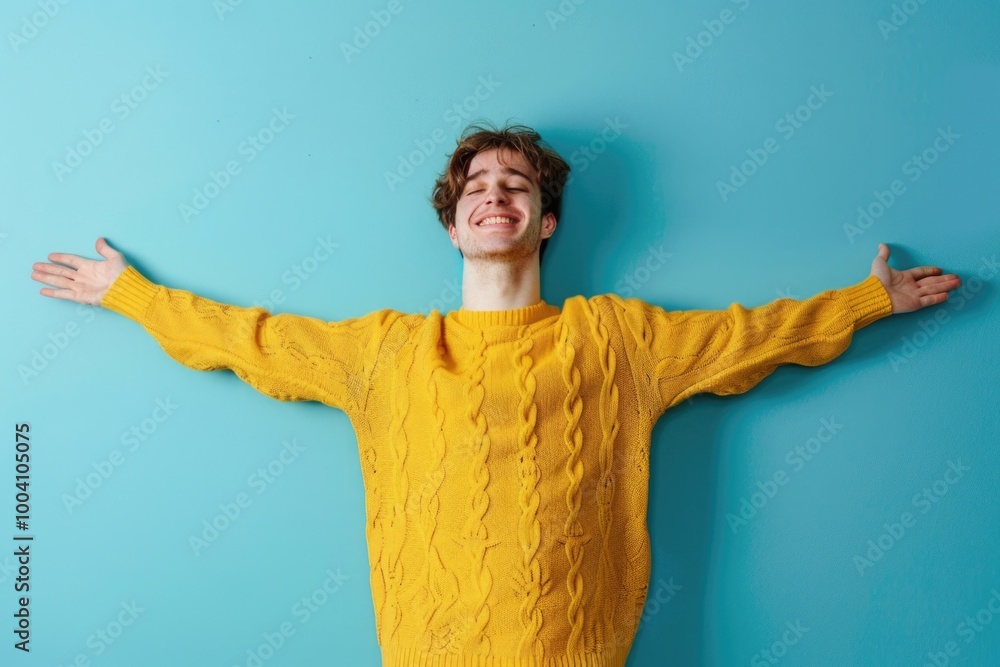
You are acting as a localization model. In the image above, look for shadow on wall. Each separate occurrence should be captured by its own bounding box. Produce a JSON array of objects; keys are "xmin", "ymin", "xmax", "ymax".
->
[
  {"xmin": 637, "ymin": 395, "xmax": 724, "ymax": 666},
  {"xmin": 537, "ymin": 123, "xmax": 670, "ymax": 305},
  {"xmin": 627, "ymin": 245, "xmax": 994, "ymax": 664}
]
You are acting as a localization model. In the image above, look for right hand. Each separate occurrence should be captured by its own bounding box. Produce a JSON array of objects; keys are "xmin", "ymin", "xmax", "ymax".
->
[{"xmin": 31, "ymin": 237, "xmax": 129, "ymax": 306}]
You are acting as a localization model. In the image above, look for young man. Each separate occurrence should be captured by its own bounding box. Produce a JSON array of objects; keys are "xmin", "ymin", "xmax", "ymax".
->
[{"xmin": 30, "ymin": 122, "xmax": 961, "ymax": 666}]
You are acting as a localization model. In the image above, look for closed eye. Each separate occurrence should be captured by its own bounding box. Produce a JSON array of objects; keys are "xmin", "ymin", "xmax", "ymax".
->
[{"xmin": 464, "ymin": 186, "xmax": 529, "ymax": 196}]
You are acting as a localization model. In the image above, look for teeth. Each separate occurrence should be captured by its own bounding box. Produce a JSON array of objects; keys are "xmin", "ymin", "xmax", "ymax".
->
[{"xmin": 479, "ymin": 216, "xmax": 516, "ymax": 226}]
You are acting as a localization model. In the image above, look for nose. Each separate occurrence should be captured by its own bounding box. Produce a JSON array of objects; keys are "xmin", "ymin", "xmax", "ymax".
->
[{"xmin": 484, "ymin": 184, "xmax": 507, "ymax": 205}]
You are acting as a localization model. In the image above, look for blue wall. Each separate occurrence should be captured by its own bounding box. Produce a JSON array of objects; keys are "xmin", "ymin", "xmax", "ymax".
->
[{"xmin": 3, "ymin": 1, "xmax": 998, "ymax": 665}]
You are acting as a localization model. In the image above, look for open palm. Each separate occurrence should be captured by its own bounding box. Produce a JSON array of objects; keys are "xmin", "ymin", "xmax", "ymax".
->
[
  {"xmin": 870, "ymin": 243, "xmax": 962, "ymax": 314},
  {"xmin": 31, "ymin": 237, "xmax": 128, "ymax": 306}
]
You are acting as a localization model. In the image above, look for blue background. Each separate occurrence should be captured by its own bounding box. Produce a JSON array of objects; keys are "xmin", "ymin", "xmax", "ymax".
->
[{"xmin": 2, "ymin": 0, "xmax": 998, "ymax": 665}]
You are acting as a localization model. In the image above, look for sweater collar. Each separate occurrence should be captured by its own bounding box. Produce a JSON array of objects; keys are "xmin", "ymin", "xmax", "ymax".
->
[{"xmin": 448, "ymin": 299, "xmax": 561, "ymax": 328}]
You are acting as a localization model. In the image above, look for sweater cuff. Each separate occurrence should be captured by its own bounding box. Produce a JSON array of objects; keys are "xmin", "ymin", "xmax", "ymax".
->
[
  {"xmin": 100, "ymin": 265, "xmax": 161, "ymax": 322},
  {"xmin": 839, "ymin": 274, "xmax": 894, "ymax": 331}
]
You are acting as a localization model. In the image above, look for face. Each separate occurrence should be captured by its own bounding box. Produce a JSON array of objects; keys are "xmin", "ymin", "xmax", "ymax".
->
[{"xmin": 448, "ymin": 147, "xmax": 557, "ymax": 263}]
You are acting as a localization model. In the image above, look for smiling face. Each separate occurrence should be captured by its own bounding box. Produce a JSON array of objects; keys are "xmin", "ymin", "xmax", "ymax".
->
[{"xmin": 448, "ymin": 147, "xmax": 557, "ymax": 264}]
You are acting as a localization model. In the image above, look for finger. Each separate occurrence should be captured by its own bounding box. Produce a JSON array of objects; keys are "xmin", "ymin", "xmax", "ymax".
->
[
  {"xmin": 919, "ymin": 292, "xmax": 950, "ymax": 307},
  {"xmin": 31, "ymin": 271, "xmax": 74, "ymax": 289},
  {"xmin": 96, "ymin": 237, "xmax": 119, "ymax": 259},
  {"xmin": 906, "ymin": 265, "xmax": 942, "ymax": 281},
  {"xmin": 916, "ymin": 275, "xmax": 960, "ymax": 290},
  {"xmin": 877, "ymin": 243, "xmax": 890, "ymax": 261},
  {"xmin": 47, "ymin": 252, "xmax": 85, "ymax": 269},
  {"xmin": 39, "ymin": 287, "xmax": 77, "ymax": 301},
  {"xmin": 32, "ymin": 262, "xmax": 75, "ymax": 278}
]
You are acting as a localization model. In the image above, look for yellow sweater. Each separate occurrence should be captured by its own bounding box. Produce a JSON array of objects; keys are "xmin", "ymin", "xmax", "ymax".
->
[{"xmin": 100, "ymin": 266, "xmax": 893, "ymax": 666}]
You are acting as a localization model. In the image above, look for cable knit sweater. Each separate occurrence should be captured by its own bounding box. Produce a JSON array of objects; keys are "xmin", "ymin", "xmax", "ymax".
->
[{"xmin": 100, "ymin": 266, "xmax": 893, "ymax": 666}]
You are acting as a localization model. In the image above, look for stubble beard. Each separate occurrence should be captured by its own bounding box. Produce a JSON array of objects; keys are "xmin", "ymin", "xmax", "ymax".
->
[{"xmin": 460, "ymin": 216, "xmax": 541, "ymax": 267}]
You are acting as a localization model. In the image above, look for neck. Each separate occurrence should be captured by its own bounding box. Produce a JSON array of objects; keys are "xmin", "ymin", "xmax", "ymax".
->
[{"xmin": 460, "ymin": 254, "xmax": 542, "ymax": 311}]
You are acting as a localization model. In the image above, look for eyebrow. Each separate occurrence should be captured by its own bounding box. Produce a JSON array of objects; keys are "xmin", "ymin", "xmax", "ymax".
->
[{"xmin": 464, "ymin": 166, "xmax": 535, "ymax": 185}]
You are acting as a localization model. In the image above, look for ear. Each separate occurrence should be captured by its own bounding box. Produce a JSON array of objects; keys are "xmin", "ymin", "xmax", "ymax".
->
[
  {"xmin": 541, "ymin": 212, "xmax": 557, "ymax": 239},
  {"xmin": 448, "ymin": 223, "xmax": 459, "ymax": 248}
]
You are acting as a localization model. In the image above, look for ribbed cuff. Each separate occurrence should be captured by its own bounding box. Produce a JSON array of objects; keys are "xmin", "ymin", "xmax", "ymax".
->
[
  {"xmin": 839, "ymin": 274, "xmax": 894, "ymax": 331},
  {"xmin": 99, "ymin": 265, "xmax": 161, "ymax": 322},
  {"xmin": 381, "ymin": 642, "xmax": 633, "ymax": 667}
]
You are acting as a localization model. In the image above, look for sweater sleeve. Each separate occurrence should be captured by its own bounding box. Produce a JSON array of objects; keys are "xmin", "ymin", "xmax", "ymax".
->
[
  {"xmin": 99, "ymin": 265, "xmax": 396, "ymax": 415},
  {"xmin": 619, "ymin": 275, "xmax": 894, "ymax": 416}
]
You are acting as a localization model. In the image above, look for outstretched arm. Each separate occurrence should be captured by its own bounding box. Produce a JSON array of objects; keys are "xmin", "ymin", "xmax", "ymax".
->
[
  {"xmin": 619, "ymin": 242, "xmax": 962, "ymax": 416},
  {"xmin": 31, "ymin": 237, "xmax": 395, "ymax": 414}
]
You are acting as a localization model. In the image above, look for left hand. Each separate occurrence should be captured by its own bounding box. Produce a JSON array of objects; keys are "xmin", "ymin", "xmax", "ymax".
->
[{"xmin": 870, "ymin": 243, "xmax": 962, "ymax": 314}]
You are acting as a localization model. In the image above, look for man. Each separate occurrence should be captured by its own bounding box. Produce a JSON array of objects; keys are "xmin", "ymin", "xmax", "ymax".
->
[{"xmin": 30, "ymin": 122, "xmax": 961, "ymax": 666}]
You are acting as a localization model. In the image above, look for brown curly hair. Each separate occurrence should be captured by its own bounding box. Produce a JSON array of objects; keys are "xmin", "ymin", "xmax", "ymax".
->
[{"xmin": 430, "ymin": 120, "xmax": 570, "ymax": 264}]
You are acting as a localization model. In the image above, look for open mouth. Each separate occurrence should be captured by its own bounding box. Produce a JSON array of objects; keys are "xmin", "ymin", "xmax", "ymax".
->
[{"xmin": 477, "ymin": 216, "xmax": 518, "ymax": 227}]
